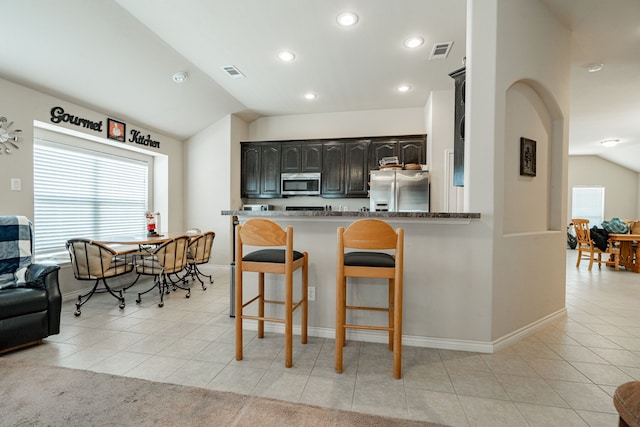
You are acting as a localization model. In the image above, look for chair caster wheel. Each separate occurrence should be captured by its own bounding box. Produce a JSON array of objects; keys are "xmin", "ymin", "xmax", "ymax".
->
[
  {"xmin": 136, "ymin": 297, "xmax": 141, "ymax": 304},
  {"xmin": 186, "ymin": 292, "xmax": 190, "ymax": 299},
  {"xmin": 74, "ymin": 310, "xmax": 81, "ymax": 317},
  {"xmin": 202, "ymin": 285, "xmax": 207, "ymax": 291},
  {"xmin": 119, "ymin": 302, "xmax": 125, "ymax": 309},
  {"xmin": 158, "ymin": 302, "xmax": 164, "ymax": 308}
]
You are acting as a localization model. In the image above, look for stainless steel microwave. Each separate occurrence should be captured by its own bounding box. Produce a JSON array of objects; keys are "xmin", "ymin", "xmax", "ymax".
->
[{"xmin": 280, "ymin": 172, "xmax": 321, "ymax": 196}]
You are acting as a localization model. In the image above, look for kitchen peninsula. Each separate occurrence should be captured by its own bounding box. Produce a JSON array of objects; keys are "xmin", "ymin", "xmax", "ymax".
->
[{"xmin": 222, "ymin": 209, "xmax": 490, "ymax": 353}]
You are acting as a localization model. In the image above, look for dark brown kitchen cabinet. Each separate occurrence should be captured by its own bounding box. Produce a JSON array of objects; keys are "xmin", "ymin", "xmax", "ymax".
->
[
  {"xmin": 368, "ymin": 135, "xmax": 426, "ymax": 169},
  {"xmin": 345, "ymin": 140, "xmax": 368, "ymax": 196},
  {"xmin": 449, "ymin": 67, "xmax": 465, "ymax": 187},
  {"xmin": 321, "ymin": 142, "xmax": 345, "ymax": 196},
  {"xmin": 398, "ymin": 137, "xmax": 426, "ymax": 165},
  {"xmin": 241, "ymin": 142, "xmax": 280, "ymax": 198},
  {"xmin": 369, "ymin": 140, "xmax": 396, "ymax": 169},
  {"xmin": 281, "ymin": 142, "xmax": 322, "ymax": 173},
  {"xmin": 241, "ymin": 134, "xmax": 426, "ymax": 199}
]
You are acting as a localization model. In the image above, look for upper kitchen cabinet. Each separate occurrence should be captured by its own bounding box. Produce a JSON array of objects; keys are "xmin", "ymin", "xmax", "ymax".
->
[
  {"xmin": 368, "ymin": 135, "xmax": 426, "ymax": 169},
  {"xmin": 449, "ymin": 67, "xmax": 465, "ymax": 187},
  {"xmin": 241, "ymin": 142, "xmax": 281, "ymax": 198},
  {"xmin": 321, "ymin": 142, "xmax": 345, "ymax": 196},
  {"xmin": 281, "ymin": 142, "xmax": 323, "ymax": 173},
  {"xmin": 344, "ymin": 140, "xmax": 369, "ymax": 196}
]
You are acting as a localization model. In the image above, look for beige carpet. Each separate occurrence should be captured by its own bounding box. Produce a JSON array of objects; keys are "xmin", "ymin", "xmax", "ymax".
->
[{"xmin": 0, "ymin": 359, "xmax": 445, "ymax": 426}]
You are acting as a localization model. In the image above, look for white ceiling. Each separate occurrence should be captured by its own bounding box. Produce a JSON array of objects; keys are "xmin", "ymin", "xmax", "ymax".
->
[{"xmin": 1, "ymin": 0, "xmax": 639, "ymax": 171}]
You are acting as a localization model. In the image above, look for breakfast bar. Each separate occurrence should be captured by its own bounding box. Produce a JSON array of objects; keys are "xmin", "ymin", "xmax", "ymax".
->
[{"xmin": 222, "ymin": 209, "xmax": 488, "ymax": 352}]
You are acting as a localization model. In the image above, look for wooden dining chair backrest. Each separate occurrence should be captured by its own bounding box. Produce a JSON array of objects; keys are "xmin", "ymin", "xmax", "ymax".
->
[{"xmin": 572, "ymin": 219, "xmax": 592, "ymax": 247}]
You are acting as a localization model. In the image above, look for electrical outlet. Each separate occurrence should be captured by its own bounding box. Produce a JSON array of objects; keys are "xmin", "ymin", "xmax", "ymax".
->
[{"xmin": 308, "ymin": 286, "xmax": 316, "ymax": 301}]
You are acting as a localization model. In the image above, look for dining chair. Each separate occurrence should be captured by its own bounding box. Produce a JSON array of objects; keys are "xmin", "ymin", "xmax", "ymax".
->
[
  {"xmin": 66, "ymin": 239, "xmax": 136, "ymax": 316},
  {"xmin": 572, "ymin": 218, "xmax": 619, "ymax": 271},
  {"xmin": 133, "ymin": 235, "xmax": 190, "ymax": 307},
  {"xmin": 182, "ymin": 231, "xmax": 215, "ymax": 289},
  {"xmin": 235, "ymin": 218, "xmax": 308, "ymax": 368},
  {"xmin": 336, "ymin": 218, "xmax": 404, "ymax": 379}
]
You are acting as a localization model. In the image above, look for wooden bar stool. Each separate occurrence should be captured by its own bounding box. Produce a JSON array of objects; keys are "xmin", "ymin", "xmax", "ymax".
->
[
  {"xmin": 335, "ymin": 218, "xmax": 404, "ymax": 379},
  {"xmin": 235, "ymin": 218, "xmax": 308, "ymax": 368}
]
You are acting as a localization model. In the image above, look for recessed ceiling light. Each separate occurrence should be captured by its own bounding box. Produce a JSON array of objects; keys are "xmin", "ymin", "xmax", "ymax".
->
[
  {"xmin": 587, "ymin": 63, "xmax": 604, "ymax": 73},
  {"xmin": 600, "ymin": 139, "xmax": 619, "ymax": 147},
  {"xmin": 336, "ymin": 11, "xmax": 358, "ymax": 27},
  {"xmin": 403, "ymin": 36, "xmax": 424, "ymax": 49},
  {"xmin": 304, "ymin": 92, "xmax": 317, "ymax": 100},
  {"xmin": 396, "ymin": 85, "xmax": 412, "ymax": 93},
  {"xmin": 278, "ymin": 50, "xmax": 296, "ymax": 62},
  {"xmin": 172, "ymin": 71, "xmax": 188, "ymax": 83}
]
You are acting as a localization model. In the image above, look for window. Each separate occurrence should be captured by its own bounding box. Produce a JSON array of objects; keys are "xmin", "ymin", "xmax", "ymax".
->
[
  {"xmin": 34, "ymin": 137, "xmax": 150, "ymax": 259},
  {"xmin": 571, "ymin": 186, "xmax": 604, "ymax": 227}
]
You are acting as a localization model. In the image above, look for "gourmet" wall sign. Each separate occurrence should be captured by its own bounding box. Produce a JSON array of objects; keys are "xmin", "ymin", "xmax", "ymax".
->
[{"xmin": 50, "ymin": 106, "xmax": 103, "ymax": 132}]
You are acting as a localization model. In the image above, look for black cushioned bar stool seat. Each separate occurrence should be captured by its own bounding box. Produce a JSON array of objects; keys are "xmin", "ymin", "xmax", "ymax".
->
[
  {"xmin": 344, "ymin": 252, "xmax": 395, "ymax": 268},
  {"xmin": 243, "ymin": 249, "xmax": 304, "ymax": 263}
]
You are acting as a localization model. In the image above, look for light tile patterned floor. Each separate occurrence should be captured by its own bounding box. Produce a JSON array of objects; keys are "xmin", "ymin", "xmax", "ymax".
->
[{"xmin": 4, "ymin": 251, "xmax": 638, "ymax": 426}]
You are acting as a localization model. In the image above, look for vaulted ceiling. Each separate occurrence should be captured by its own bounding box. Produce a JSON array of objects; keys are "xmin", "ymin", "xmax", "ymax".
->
[{"xmin": 1, "ymin": 0, "xmax": 639, "ymax": 170}]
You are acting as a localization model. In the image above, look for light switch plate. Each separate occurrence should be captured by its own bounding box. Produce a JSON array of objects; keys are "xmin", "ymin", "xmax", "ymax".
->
[{"xmin": 10, "ymin": 178, "xmax": 21, "ymax": 191}]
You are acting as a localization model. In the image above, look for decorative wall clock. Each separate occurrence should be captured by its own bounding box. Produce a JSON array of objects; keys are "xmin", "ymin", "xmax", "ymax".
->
[{"xmin": 0, "ymin": 117, "xmax": 22, "ymax": 155}]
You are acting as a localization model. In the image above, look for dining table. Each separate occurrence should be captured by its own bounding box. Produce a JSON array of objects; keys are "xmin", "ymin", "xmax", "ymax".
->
[
  {"xmin": 94, "ymin": 232, "xmax": 195, "ymax": 246},
  {"xmin": 608, "ymin": 233, "xmax": 640, "ymax": 273}
]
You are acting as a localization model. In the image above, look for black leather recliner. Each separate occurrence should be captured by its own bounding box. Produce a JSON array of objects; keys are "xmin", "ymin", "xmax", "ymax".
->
[{"xmin": 0, "ymin": 216, "xmax": 61, "ymax": 353}]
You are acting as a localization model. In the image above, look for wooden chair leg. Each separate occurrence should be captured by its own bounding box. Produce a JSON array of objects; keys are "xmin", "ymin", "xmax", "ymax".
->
[
  {"xmin": 301, "ymin": 254, "xmax": 308, "ymax": 344},
  {"xmin": 576, "ymin": 249, "xmax": 582, "ymax": 267},
  {"xmin": 258, "ymin": 273, "xmax": 264, "ymax": 339},
  {"xmin": 393, "ymin": 278, "xmax": 403, "ymax": 380},
  {"xmin": 388, "ymin": 280, "xmax": 394, "ymax": 351},
  {"xmin": 285, "ymin": 270, "xmax": 293, "ymax": 368},
  {"xmin": 235, "ymin": 266, "xmax": 243, "ymax": 361},
  {"xmin": 335, "ymin": 277, "xmax": 345, "ymax": 373}
]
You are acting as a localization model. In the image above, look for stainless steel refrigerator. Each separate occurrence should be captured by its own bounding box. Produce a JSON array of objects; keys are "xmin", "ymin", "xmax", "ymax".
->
[{"xmin": 369, "ymin": 169, "xmax": 430, "ymax": 212}]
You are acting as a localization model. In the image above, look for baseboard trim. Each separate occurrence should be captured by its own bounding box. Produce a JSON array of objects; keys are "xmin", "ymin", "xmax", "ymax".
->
[{"xmin": 240, "ymin": 307, "xmax": 568, "ymax": 353}]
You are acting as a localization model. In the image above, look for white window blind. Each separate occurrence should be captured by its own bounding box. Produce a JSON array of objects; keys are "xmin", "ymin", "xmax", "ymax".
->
[
  {"xmin": 34, "ymin": 139, "xmax": 149, "ymax": 258},
  {"xmin": 572, "ymin": 186, "xmax": 605, "ymax": 227}
]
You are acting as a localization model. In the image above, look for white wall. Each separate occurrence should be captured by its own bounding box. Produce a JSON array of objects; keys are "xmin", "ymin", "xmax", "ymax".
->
[
  {"xmin": 426, "ymin": 90, "xmax": 456, "ymax": 213},
  {"xmin": 568, "ymin": 155, "xmax": 639, "ymax": 223},
  {"xmin": 248, "ymin": 108, "xmax": 426, "ymax": 141},
  {"xmin": 184, "ymin": 114, "xmax": 249, "ymax": 266},
  {"xmin": 467, "ymin": 0, "xmax": 570, "ymax": 341}
]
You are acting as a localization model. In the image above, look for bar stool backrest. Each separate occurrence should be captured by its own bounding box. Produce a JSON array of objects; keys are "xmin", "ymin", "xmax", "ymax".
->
[
  {"xmin": 238, "ymin": 218, "xmax": 289, "ymax": 248},
  {"xmin": 342, "ymin": 218, "xmax": 400, "ymax": 251}
]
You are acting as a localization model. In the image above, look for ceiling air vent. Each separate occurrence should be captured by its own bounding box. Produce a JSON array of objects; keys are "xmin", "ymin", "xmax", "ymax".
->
[
  {"xmin": 429, "ymin": 41, "xmax": 454, "ymax": 60},
  {"xmin": 221, "ymin": 65, "xmax": 245, "ymax": 79}
]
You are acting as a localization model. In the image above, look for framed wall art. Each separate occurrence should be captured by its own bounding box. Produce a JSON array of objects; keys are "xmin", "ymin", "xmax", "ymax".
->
[
  {"xmin": 107, "ymin": 118, "xmax": 126, "ymax": 142},
  {"xmin": 520, "ymin": 137, "xmax": 536, "ymax": 177}
]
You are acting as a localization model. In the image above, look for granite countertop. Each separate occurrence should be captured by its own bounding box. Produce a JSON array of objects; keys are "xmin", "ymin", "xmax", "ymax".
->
[{"xmin": 221, "ymin": 210, "xmax": 480, "ymax": 219}]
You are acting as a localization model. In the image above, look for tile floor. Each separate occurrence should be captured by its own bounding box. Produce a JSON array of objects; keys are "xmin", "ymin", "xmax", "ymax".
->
[{"xmin": 4, "ymin": 251, "xmax": 639, "ymax": 426}]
